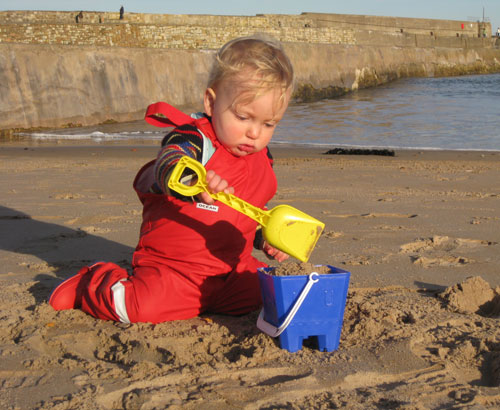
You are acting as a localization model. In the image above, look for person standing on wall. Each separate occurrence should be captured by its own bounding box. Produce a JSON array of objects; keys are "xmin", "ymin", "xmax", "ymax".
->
[{"xmin": 120, "ymin": 6, "xmax": 124, "ymax": 20}]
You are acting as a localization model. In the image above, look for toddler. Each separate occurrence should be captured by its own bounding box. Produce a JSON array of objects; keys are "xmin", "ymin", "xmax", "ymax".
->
[{"xmin": 49, "ymin": 35, "xmax": 294, "ymax": 323}]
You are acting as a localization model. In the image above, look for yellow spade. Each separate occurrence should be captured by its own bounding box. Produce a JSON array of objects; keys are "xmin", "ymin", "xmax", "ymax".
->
[{"xmin": 168, "ymin": 156, "xmax": 324, "ymax": 262}]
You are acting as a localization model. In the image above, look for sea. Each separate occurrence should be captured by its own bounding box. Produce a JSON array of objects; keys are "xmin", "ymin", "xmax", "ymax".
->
[{"xmin": 17, "ymin": 73, "xmax": 500, "ymax": 151}]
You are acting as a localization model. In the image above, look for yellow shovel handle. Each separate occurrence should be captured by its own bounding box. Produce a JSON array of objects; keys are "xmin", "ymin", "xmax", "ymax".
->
[{"xmin": 168, "ymin": 156, "xmax": 270, "ymax": 226}]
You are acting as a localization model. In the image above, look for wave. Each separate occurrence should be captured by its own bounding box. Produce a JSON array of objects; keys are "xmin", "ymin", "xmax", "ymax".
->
[{"xmin": 18, "ymin": 131, "xmax": 163, "ymax": 141}]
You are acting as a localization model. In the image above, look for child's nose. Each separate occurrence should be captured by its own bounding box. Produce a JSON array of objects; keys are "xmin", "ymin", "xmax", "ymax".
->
[{"xmin": 247, "ymin": 123, "xmax": 261, "ymax": 139}]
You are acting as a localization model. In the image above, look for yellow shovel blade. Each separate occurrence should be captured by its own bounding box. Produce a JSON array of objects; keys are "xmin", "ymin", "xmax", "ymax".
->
[{"xmin": 263, "ymin": 205, "xmax": 324, "ymax": 262}]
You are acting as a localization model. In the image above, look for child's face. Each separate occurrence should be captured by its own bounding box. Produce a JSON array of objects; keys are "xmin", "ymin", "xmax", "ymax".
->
[{"xmin": 204, "ymin": 82, "xmax": 290, "ymax": 157}]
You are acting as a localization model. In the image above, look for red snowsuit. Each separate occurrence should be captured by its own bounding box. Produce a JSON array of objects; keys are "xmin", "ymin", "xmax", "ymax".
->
[{"xmin": 78, "ymin": 103, "xmax": 277, "ymax": 323}]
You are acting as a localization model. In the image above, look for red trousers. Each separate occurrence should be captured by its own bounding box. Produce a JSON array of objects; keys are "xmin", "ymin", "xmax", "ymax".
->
[{"xmin": 79, "ymin": 260, "xmax": 265, "ymax": 323}]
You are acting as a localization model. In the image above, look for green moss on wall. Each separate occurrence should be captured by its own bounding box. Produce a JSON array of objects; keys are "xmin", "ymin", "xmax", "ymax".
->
[
  {"xmin": 433, "ymin": 62, "xmax": 500, "ymax": 77},
  {"xmin": 293, "ymin": 84, "xmax": 349, "ymax": 103}
]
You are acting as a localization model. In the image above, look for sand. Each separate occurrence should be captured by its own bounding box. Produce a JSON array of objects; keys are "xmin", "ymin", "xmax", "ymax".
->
[{"xmin": 1, "ymin": 143, "xmax": 500, "ymax": 409}]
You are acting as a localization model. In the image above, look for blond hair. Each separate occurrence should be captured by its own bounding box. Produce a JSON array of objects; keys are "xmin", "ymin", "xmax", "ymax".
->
[{"xmin": 207, "ymin": 35, "xmax": 294, "ymax": 106}]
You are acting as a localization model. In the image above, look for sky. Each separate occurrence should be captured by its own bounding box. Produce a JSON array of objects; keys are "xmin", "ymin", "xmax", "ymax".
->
[{"xmin": 1, "ymin": 1, "xmax": 499, "ymax": 35}]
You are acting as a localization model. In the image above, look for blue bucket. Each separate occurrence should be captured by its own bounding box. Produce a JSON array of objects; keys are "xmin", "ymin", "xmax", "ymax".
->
[{"xmin": 257, "ymin": 265, "xmax": 350, "ymax": 353}]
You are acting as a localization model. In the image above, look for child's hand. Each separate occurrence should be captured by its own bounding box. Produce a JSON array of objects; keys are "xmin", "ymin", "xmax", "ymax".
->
[
  {"xmin": 198, "ymin": 169, "xmax": 234, "ymax": 205},
  {"xmin": 262, "ymin": 241, "xmax": 289, "ymax": 263}
]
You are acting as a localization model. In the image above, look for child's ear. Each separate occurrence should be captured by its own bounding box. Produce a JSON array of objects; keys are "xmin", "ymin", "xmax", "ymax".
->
[{"xmin": 204, "ymin": 88, "xmax": 216, "ymax": 116}]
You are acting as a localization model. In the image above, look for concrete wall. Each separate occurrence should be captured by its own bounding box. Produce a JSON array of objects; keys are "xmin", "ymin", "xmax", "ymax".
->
[
  {"xmin": 2, "ymin": 41, "xmax": 499, "ymax": 130},
  {"xmin": 0, "ymin": 43, "xmax": 213, "ymax": 128},
  {"xmin": 0, "ymin": 11, "xmax": 499, "ymax": 130}
]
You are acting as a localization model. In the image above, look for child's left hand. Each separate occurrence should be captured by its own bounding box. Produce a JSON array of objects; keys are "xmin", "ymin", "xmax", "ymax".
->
[{"xmin": 262, "ymin": 241, "xmax": 289, "ymax": 263}]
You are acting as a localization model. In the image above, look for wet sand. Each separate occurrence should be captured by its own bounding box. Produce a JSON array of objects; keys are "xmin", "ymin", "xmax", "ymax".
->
[{"xmin": 1, "ymin": 144, "xmax": 500, "ymax": 409}]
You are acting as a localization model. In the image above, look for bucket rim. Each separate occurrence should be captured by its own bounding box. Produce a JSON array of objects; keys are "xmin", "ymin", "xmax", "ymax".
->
[{"xmin": 258, "ymin": 265, "xmax": 350, "ymax": 278}]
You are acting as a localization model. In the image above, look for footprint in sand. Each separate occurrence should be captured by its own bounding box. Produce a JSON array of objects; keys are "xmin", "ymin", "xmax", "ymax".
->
[
  {"xmin": 361, "ymin": 213, "xmax": 418, "ymax": 219},
  {"xmin": 51, "ymin": 193, "xmax": 85, "ymax": 200},
  {"xmin": 411, "ymin": 255, "xmax": 473, "ymax": 268},
  {"xmin": 470, "ymin": 216, "xmax": 500, "ymax": 225},
  {"xmin": 80, "ymin": 226, "xmax": 111, "ymax": 234},
  {"xmin": 16, "ymin": 230, "xmax": 88, "ymax": 253},
  {"xmin": 400, "ymin": 236, "xmax": 497, "ymax": 268},
  {"xmin": 375, "ymin": 224, "xmax": 406, "ymax": 231},
  {"xmin": 323, "ymin": 230, "xmax": 343, "ymax": 239},
  {"xmin": 337, "ymin": 253, "xmax": 372, "ymax": 266},
  {"xmin": 327, "ymin": 213, "xmax": 418, "ymax": 219},
  {"xmin": 18, "ymin": 261, "xmax": 56, "ymax": 273},
  {"xmin": 400, "ymin": 236, "xmax": 496, "ymax": 253}
]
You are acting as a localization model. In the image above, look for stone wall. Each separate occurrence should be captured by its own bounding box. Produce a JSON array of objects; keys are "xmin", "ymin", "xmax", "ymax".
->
[
  {"xmin": 0, "ymin": 20, "xmax": 356, "ymax": 49},
  {"xmin": 0, "ymin": 10, "xmax": 489, "ymax": 36},
  {"xmin": 0, "ymin": 11, "xmax": 492, "ymax": 50}
]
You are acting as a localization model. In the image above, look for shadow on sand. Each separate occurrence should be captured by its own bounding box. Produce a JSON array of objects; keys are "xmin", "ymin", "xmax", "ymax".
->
[{"xmin": 0, "ymin": 205, "xmax": 135, "ymax": 303}]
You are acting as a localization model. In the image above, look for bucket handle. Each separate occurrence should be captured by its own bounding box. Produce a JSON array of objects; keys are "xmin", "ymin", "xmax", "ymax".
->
[{"xmin": 257, "ymin": 272, "xmax": 319, "ymax": 337}]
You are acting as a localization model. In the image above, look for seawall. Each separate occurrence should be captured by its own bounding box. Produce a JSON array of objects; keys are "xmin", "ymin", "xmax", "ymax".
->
[{"xmin": 1, "ymin": 11, "xmax": 499, "ymax": 130}]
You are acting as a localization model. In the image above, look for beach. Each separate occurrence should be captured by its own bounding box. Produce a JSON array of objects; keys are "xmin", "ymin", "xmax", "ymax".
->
[{"xmin": 1, "ymin": 144, "xmax": 500, "ymax": 409}]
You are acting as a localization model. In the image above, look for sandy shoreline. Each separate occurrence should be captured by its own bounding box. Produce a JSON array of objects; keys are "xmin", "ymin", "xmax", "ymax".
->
[{"xmin": 1, "ymin": 144, "xmax": 500, "ymax": 409}]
